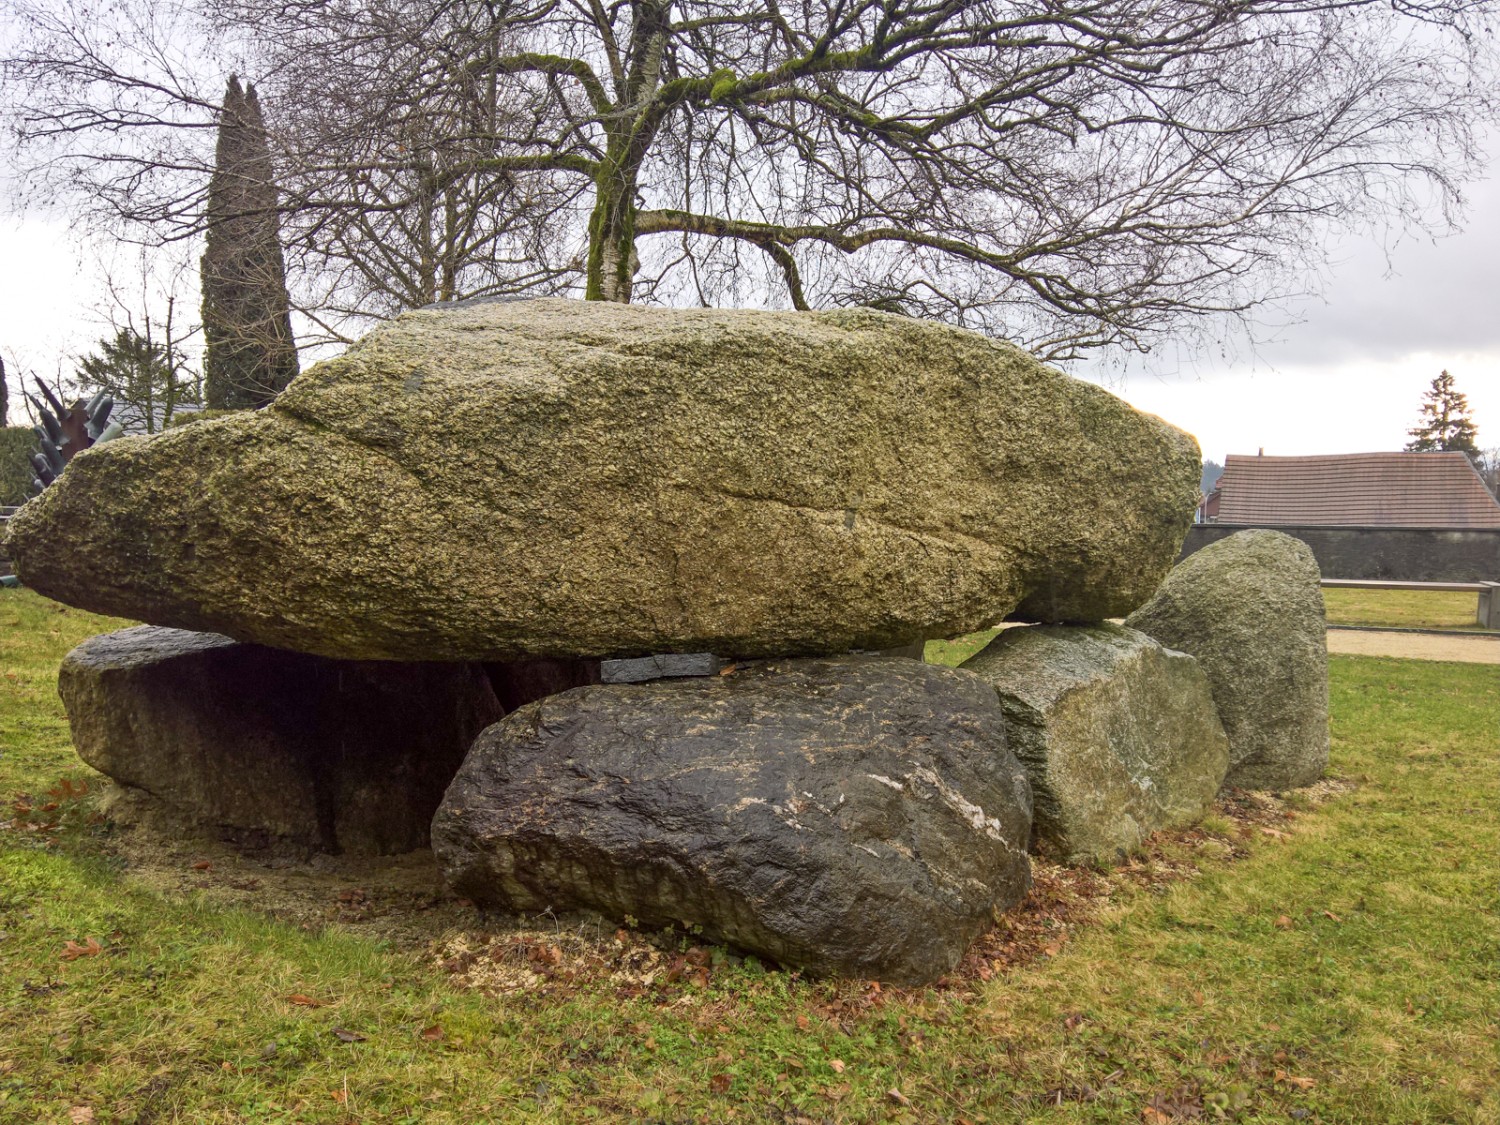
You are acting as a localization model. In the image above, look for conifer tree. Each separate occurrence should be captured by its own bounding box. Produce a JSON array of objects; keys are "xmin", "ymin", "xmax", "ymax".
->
[
  {"xmin": 75, "ymin": 327, "xmax": 199, "ymax": 434},
  {"xmin": 201, "ymin": 77, "xmax": 298, "ymax": 410},
  {"xmin": 1405, "ymin": 371, "xmax": 1480, "ymax": 455}
]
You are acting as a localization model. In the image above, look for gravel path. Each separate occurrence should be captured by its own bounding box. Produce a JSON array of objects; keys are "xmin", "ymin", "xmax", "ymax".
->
[{"xmin": 1326, "ymin": 628, "xmax": 1500, "ymax": 665}]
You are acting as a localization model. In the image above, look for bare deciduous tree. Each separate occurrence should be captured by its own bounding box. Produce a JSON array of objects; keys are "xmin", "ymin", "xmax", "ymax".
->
[
  {"xmin": 5, "ymin": 0, "xmax": 1497, "ymax": 358},
  {"xmin": 1476, "ymin": 448, "xmax": 1500, "ymax": 498}
]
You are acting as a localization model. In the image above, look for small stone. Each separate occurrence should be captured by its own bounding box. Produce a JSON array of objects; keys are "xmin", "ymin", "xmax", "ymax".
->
[{"xmin": 600, "ymin": 653, "xmax": 723, "ymax": 683}]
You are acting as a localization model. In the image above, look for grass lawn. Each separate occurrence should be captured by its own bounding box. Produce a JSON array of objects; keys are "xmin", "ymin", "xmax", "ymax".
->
[
  {"xmin": 2, "ymin": 586, "xmax": 1496, "ymax": 1123},
  {"xmin": 1321, "ymin": 587, "xmax": 1489, "ymax": 631}
]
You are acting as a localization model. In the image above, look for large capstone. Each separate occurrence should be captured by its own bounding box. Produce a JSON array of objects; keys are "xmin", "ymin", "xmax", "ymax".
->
[
  {"xmin": 1126, "ymin": 529, "xmax": 1329, "ymax": 790},
  {"xmin": 960, "ymin": 624, "xmax": 1229, "ymax": 865},
  {"xmin": 60, "ymin": 626, "xmax": 503, "ymax": 854},
  {"xmin": 432, "ymin": 656, "xmax": 1033, "ymax": 985},
  {"xmin": 6, "ymin": 299, "xmax": 1200, "ymax": 661}
]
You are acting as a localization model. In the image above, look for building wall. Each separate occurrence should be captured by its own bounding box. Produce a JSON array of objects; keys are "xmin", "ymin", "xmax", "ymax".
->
[{"xmin": 1181, "ymin": 524, "xmax": 1500, "ymax": 581}]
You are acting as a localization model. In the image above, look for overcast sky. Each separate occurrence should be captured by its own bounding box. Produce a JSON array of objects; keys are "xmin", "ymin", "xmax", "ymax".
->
[
  {"xmin": 1071, "ymin": 156, "xmax": 1500, "ymax": 463},
  {"xmin": 3, "ymin": 156, "xmax": 1497, "ymax": 462}
]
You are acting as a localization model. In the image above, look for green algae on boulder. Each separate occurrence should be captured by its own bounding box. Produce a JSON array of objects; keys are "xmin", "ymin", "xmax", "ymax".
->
[
  {"xmin": 961, "ymin": 623, "xmax": 1229, "ymax": 865},
  {"xmin": 6, "ymin": 299, "xmax": 1200, "ymax": 661}
]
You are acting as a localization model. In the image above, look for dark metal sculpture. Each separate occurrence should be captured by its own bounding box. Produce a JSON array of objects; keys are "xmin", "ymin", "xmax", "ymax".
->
[{"xmin": 27, "ymin": 378, "xmax": 123, "ymax": 496}]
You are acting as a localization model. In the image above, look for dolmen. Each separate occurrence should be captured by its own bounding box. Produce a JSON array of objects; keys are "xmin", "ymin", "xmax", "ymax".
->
[{"xmin": 4, "ymin": 298, "xmax": 1328, "ymax": 984}]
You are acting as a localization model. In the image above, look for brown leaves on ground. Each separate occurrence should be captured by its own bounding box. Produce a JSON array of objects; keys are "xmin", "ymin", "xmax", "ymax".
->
[
  {"xmin": 431, "ymin": 780, "xmax": 1359, "ymax": 1008},
  {"xmin": 1274, "ymin": 1069, "xmax": 1316, "ymax": 1089},
  {"xmin": 436, "ymin": 927, "xmax": 728, "ymax": 999},
  {"xmin": 286, "ymin": 993, "xmax": 326, "ymax": 1007},
  {"xmin": 7, "ymin": 776, "xmax": 99, "ymax": 837},
  {"xmin": 60, "ymin": 938, "xmax": 102, "ymax": 961}
]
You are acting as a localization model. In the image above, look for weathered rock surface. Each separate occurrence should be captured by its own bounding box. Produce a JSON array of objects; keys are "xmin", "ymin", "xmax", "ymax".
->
[
  {"xmin": 432, "ymin": 656, "xmax": 1033, "ymax": 984},
  {"xmin": 7, "ymin": 299, "xmax": 1200, "ymax": 660},
  {"xmin": 60, "ymin": 626, "xmax": 503, "ymax": 854},
  {"xmin": 961, "ymin": 624, "xmax": 1229, "ymax": 864},
  {"xmin": 1126, "ymin": 529, "xmax": 1329, "ymax": 790}
]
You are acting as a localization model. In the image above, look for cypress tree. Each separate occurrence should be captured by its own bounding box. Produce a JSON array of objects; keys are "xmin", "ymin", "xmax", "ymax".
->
[{"xmin": 201, "ymin": 77, "xmax": 298, "ymax": 410}]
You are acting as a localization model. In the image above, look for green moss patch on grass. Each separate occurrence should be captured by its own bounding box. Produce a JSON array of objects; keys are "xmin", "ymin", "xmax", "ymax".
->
[
  {"xmin": 1323, "ymin": 586, "xmax": 1489, "ymax": 631},
  {"xmin": 1, "ymin": 588, "xmax": 1496, "ymax": 1122}
]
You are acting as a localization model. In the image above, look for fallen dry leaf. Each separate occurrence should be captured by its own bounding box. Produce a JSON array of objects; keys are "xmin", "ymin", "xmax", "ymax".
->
[
  {"xmin": 1275, "ymin": 1069, "xmax": 1316, "ymax": 1089},
  {"xmin": 829, "ymin": 1058, "xmax": 846, "ymax": 1073},
  {"xmin": 191, "ymin": 860, "xmax": 213, "ymax": 871},
  {"xmin": 287, "ymin": 993, "xmax": 325, "ymax": 1008},
  {"xmin": 1274, "ymin": 915, "xmax": 1294, "ymax": 929},
  {"xmin": 708, "ymin": 1073, "xmax": 731, "ymax": 1095},
  {"xmin": 420, "ymin": 1024, "xmax": 444, "ymax": 1042},
  {"xmin": 887, "ymin": 1087, "xmax": 912, "ymax": 1107},
  {"xmin": 68, "ymin": 1108, "xmax": 95, "ymax": 1124},
  {"xmin": 60, "ymin": 938, "xmax": 102, "ymax": 961},
  {"xmin": 1323, "ymin": 910, "xmax": 1343, "ymax": 923},
  {"xmin": 331, "ymin": 1027, "xmax": 367, "ymax": 1043}
]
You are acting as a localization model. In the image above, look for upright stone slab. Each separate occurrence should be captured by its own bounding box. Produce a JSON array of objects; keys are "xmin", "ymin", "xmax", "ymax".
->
[
  {"xmin": 961, "ymin": 624, "xmax": 1229, "ymax": 865},
  {"xmin": 60, "ymin": 626, "xmax": 503, "ymax": 854},
  {"xmin": 1126, "ymin": 529, "xmax": 1329, "ymax": 790},
  {"xmin": 7, "ymin": 298, "xmax": 1200, "ymax": 661},
  {"xmin": 433, "ymin": 657, "xmax": 1033, "ymax": 985}
]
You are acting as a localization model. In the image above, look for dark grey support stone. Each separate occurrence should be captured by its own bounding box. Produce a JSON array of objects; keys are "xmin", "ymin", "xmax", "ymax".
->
[
  {"xmin": 433, "ymin": 656, "xmax": 1033, "ymax": 985},
  {"xmin": 60, "ymin": 626, "xmax": 503, "ymax": 854}
]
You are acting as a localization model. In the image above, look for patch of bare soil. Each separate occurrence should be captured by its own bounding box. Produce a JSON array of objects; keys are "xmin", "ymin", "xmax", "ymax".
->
[
  {"xmin": 94, "ymin": 775, "xmax": 1357, "ymax": 1007},
  {"xmin": 96, "ymin": 786, "xmax": 474, "ymax": 947},
  {"xmin": 1327, "ymin": 629, "xmax": 1500, "ymax": 664}
]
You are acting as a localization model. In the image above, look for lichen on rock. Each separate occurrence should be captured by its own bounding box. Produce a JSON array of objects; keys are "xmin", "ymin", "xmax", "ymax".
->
[{"xmin": 7, "ymin": 298, "xmax": 1200, "ymax": 660}]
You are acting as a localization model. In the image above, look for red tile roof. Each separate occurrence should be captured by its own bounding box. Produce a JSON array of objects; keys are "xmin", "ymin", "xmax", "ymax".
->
[{"xmin": 1211, "ymin": 452, "xmax": 1500, "ymax": 528}]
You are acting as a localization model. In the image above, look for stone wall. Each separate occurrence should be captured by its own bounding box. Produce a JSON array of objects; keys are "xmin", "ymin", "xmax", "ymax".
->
[{"xmin": 1182, "ymin": 524, "xmax": 1500, "ymax": 582}]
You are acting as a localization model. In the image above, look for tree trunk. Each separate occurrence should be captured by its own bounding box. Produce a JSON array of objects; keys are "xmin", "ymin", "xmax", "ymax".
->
[
  {"xmin": 586, "ymin": 155, "xmax": 641, "ymax": 303},
  {"xmin": 584, "ymin": 0, "xmax": 670, "ymax": 304}
]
